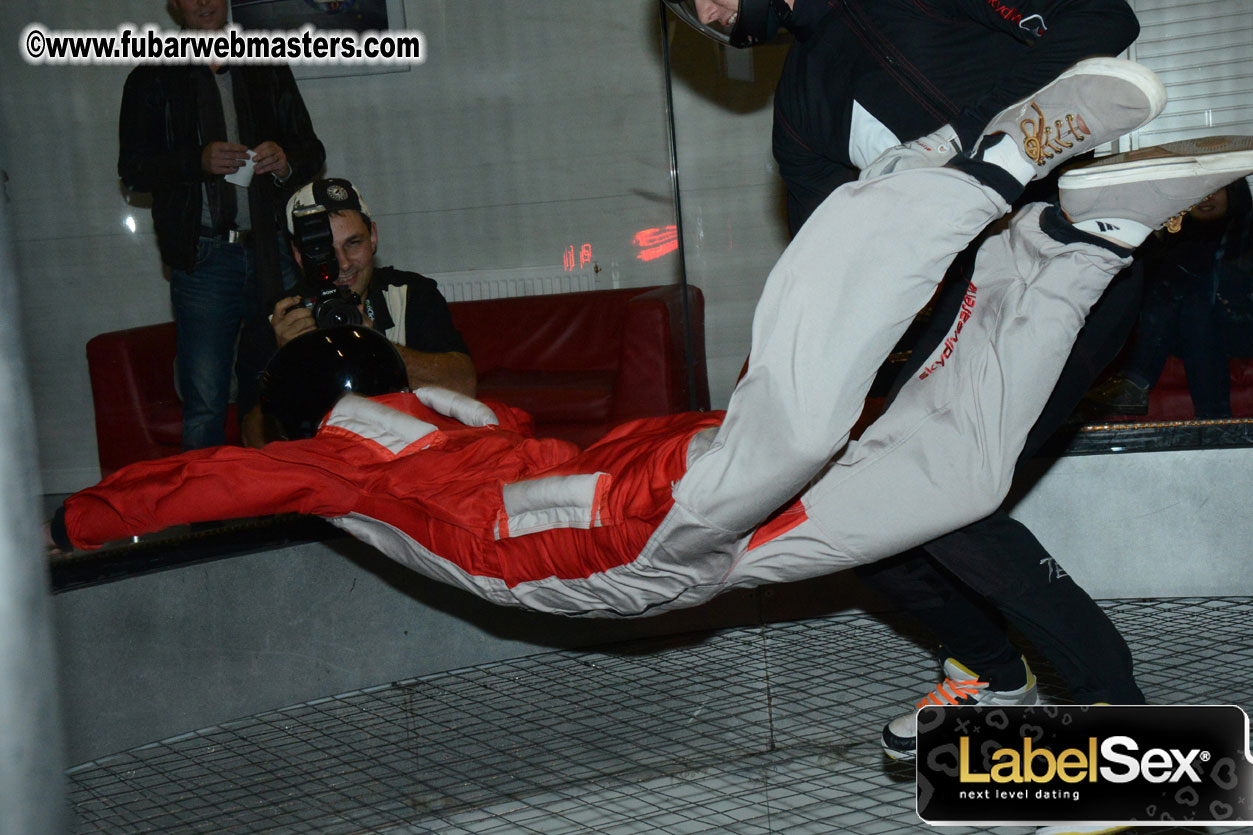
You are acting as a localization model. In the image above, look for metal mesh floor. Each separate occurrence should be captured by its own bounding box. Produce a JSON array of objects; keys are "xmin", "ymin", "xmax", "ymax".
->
[{"xmin": 66, "ymin": 598, "xmax": 1253, "ymax": 834}]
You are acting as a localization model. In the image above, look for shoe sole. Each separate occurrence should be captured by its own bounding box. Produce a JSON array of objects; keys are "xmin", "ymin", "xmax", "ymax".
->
[
  {"xmin": 1059, "ymin": 136, "xmax": 1253, "ymax": 190},
  {"xmin": 882, "ymin": 748, "xmax": 915, "ymax": 762},
  {"xmin": 879, "ymin": 691, "xmax": 1043, "ymax": 762}
]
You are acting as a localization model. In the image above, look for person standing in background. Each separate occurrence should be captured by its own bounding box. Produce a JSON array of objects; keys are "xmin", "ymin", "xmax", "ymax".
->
[{"xmin": 118, "ymin": 0, "xmax": 325, "ymax": 449}]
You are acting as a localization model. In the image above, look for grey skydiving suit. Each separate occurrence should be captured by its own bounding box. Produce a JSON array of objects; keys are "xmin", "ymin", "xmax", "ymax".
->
[{"xmin": 660, "ymin": 165, "xmax": 1131, "ymax": 567}]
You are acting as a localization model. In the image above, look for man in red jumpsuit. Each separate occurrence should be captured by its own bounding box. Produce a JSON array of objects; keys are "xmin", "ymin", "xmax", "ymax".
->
[{"xmin": 52, "ymin": 71, "xmax": 1253, "ymax": 619}]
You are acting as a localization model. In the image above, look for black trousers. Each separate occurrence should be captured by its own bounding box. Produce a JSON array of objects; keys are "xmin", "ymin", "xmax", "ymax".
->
[
  {"xmin": 774, "ymin": 134, "xmax": 1148, "ymax": 703},
  {"xmin": 856, "ymin": 255, "xmax": 1147, "ymax": 704}
]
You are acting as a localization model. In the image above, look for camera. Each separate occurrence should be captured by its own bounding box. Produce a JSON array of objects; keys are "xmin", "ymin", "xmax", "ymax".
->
[{"xmin": 290, "ymin": 204, "xmax": 363, "ymax": 328}]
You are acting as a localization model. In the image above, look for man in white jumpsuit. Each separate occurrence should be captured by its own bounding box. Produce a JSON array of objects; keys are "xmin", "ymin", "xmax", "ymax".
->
[{"xmin": 658, "ymin": 58, "xmax": 1253, "ymax": 567}]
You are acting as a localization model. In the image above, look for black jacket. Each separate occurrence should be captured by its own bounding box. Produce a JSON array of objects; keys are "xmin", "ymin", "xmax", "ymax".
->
[
  {"xmin": 118, "ymin": 64, "xmax": 325, "ymax": 285},
  {"xmin": 773, "ymin": 0, "xmax": 1139, "ymax": 226}
]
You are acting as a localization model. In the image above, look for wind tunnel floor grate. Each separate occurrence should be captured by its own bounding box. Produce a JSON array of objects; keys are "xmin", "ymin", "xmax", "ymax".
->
[{"xmin": 67, "ymin": 597, "xmax": 1253, "ymax": 834}]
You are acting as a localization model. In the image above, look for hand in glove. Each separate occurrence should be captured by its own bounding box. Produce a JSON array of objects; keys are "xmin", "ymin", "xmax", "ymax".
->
[{"xmin": 860, "ymin": 124, "xmax": 961, "ymax": 181}]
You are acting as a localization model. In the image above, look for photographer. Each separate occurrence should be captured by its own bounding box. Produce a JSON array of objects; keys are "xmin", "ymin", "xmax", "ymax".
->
[{"xmin": 244, "ymin": 178, "xmax": 475, "ymax": 446}]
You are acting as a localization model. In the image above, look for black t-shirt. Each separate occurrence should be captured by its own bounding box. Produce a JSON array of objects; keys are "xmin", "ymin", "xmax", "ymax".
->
[{"xmin": 364, "ymin": 267, "xmax": 470, "ymax": 356}]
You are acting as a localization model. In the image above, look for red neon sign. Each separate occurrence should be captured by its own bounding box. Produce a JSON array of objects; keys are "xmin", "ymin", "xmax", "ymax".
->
[
  {"xmin": 563, "ymin": 243, "xmax": 594, "ymax": 272},
  {"xmin": 633, "ymin": 225, "xmax": 678, "ymax": 262}
]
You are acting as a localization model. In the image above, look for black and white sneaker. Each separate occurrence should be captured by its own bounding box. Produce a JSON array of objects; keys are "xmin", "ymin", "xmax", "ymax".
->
[{"xmin": 881, "ymin": 656, "xmax": 1041, "ymax": 761}]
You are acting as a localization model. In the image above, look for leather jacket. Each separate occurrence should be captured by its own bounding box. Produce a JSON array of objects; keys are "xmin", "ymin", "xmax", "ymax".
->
[{"xmin": 118, "ymin": 64, "xmax": 325, "ymax": 276}]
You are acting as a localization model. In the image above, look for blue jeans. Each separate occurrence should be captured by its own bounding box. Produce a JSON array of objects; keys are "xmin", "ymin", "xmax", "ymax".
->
[
  {"xmin": 170, "ymin": 236, "xmax": 295, "ymax": 450},
  {"xmin": 1123, "ymin": 264, "xmax": 1253, "ymax": 419}
]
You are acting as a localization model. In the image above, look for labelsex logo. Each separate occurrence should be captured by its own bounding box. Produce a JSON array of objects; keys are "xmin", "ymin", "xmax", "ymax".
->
[
  {"xmin": 960, "ymin": 735, "xmax": 1207, "ymax": 784},
  {"xmin": 916, "ymin": 705, "xmax": 1253, "ymax": 827}
]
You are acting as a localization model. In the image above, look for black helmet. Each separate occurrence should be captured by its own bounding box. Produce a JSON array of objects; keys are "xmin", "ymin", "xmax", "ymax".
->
[
  {"xmin": 260, "ymin": 325, "xmax": 409, "ymax": 440},
  {"xmin": 662, "ymin": 0, "xmax": 792, "ymax": 48}
]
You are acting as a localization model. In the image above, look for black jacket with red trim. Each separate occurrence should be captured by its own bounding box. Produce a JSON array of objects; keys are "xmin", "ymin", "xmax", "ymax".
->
[{"xmin": 773, "ymin": 0, "xmax": 1139, "ymax": 203}]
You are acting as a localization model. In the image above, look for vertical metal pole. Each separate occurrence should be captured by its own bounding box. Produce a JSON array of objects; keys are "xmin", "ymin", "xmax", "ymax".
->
[
  {"xmin": 658, "ymin": 3, "xmax": 702, "ymax": 411},
  {"xmin": 0, "ymin": 185, "xmax": 68, "ymax": 832}
]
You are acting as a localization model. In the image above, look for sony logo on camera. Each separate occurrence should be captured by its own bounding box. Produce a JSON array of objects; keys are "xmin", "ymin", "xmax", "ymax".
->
[{"xmin": 917, "ymin": 704, "xmax": 1253, "ymax": 826}]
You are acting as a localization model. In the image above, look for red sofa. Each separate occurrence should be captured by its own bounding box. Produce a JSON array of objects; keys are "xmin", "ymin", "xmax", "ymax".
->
[
  {"xmin": 1090, "ymin": 355, "xmax": 1253, "ymax": 422},
  {"xmin": 450, "ymin": 285, "xmax": 709, "ymax": 446},
  {"xmin": 85, "ymin": 324, "xmax": 243, "ymax": 477},
  {"xmin": 86, "ymin": 285, "xmax": 709, "ymax": 476}
]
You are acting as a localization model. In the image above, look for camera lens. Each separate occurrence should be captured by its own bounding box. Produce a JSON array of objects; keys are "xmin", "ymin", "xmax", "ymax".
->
[{"xmin": 315, "ymin": 297, "xmax": 363, "ymax": 328}]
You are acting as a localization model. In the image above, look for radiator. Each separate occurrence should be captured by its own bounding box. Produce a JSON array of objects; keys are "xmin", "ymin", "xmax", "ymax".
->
[{"xmin": 428, "ymin": 266, "xmax": 606, "ymax": 302}]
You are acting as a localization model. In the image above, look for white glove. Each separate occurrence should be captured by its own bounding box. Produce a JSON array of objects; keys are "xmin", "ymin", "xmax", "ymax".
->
[
  {"xmin": 414, "ymin": 386, "xmax": 499, "ymax": 427},
  {"xmin": 859, "ymin": 124, "xmax": 961, "ymax": 181}
]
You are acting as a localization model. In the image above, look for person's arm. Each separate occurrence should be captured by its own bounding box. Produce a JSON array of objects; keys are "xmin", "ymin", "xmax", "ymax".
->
[
  {"xmin": 395, "ymin": 346, "xmax": 477, "ymax": 398},
  {"xmin": 117, "ymin": 68, "xmax": 205, "ymax": 192},
  {"xmin": 248, "ymin": 295, "xmax": 318, "ymax": 448},
  {"xmin": 270, "ymin": 294, "xmax": 317, "ymax": 347},
  {"xmin": 240, "ymin": 404, "xmax": 281, "ymax": 448},
  {"xmin": 56, "ymin": 443, "xmax": 359, "ymax": 551},
  {"xmin": 786, "ymin": 0, "xmax": 838, "ymax": 40},
  {"xmin": 118, "ymin": 68, "xmax": 249, "ymax": 189},
  {"xmin": 45, "ymin": 511, "xmax": 72, "ymax": 556},
  {"xmin": 262, "ymin": 66, "xmax": 325, "ymax": 184},
  {"xmin": 945, "ymin": 0, "xmax": 1141, "ymax": 150},
  {"xmin": 397, "ymin": 276, "xmax": 478, "ymax": 397}
]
